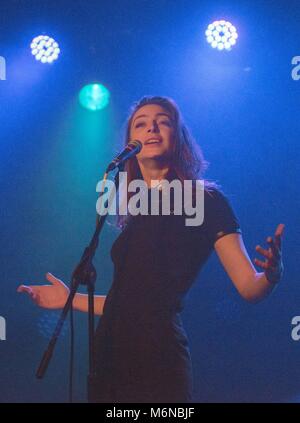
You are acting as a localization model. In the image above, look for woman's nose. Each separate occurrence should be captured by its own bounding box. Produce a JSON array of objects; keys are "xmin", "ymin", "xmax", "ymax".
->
[{"xmin": 148, "ymin": 120, "xmax": 159, "ymax": 133}]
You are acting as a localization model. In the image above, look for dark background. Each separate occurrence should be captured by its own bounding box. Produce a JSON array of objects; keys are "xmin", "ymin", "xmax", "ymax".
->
[{"xmin": 0, "ymin": 0, "xmax": 299, "ymax": 402}]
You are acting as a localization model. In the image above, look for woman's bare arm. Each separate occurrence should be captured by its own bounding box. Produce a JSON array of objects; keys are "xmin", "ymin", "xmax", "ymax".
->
[
  {"xmin": 73, "ymin": 293, "xmax": 106, "ymax": 316},
  {"xmin": 17, "ymin": 273, "xmax": 107, "ymax": 315},
  {"xmin": 214, "ymin": 224, "xmax": 284, "ymax": 303}
]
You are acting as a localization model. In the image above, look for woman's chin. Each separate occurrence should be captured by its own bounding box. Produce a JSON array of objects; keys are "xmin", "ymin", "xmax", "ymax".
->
[{"xmin": 140, "ymin": 156, "xmax": 170, "ymax": 167}]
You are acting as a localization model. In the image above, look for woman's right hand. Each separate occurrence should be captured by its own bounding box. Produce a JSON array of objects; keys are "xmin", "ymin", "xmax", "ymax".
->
[{"xmin": 17, "ymin": 272, "xmax": 70, "ymax": 309}]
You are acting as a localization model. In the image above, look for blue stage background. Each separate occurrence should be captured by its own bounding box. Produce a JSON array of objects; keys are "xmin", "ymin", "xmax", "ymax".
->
[{"xmin": 0, "ymin": 0, "xmax": 299, "ymax": 402}]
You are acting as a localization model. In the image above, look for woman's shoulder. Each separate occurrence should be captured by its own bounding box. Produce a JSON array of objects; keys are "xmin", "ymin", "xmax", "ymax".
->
[
  {"xmin": 202, "ymin": 181, "xmax": 232, "ymax": 202},
  {"xmin": 203, "ymin": 183, "xmax": 238, "ymax": 214}
]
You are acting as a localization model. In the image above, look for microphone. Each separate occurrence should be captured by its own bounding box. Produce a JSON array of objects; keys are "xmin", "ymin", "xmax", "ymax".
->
[{"xmin": 106, "ymin": 140, "xmax": 142, "ymax": 172}]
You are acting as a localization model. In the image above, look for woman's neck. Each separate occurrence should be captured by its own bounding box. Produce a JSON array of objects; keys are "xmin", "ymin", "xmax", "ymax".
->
[{"xmin": 138, "ymin": 159, "xmax": 172, "ymax": 188}]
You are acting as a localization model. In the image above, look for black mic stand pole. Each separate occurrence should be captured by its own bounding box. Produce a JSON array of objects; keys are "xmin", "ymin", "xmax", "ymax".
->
[{"xmin": 36, "ymin": 164, "xmax": 123, "ymax": 403}]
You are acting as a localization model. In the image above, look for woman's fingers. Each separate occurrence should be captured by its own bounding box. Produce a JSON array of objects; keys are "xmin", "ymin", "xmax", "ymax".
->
[
  {"xmin": 46, "ymin": 272, "xmax": 64, "ymax": 287},
  {"xmin": 254, "ymin": 223, "xmax": 285, "ymax": 283},
  {"xmin": 17, "ymin": 285, "xmax": 31, "ymax": 294},
  {"xmin": 17, "ymin": 285, "xmax": 38, "ymax": 301},
  {"xmin": 254, "ymin": 257, "xmax": 277, "ymax": 272},
  {"xmin": 18, "ymin": 273, "xmax": 62, "ymax": 295},
  {"xmin": 255, "ymin": 245, "xmax": 272, "ymax": 260},
  {"xmin": 254, "ymin": 258, "xmax": 269, "ymax": 270},
  {"xmin": 266, "ymin": 237, "xmax": 281, "ymax": 260},
  {"xmin": 255, "ymin": 223, "xmax": 285, "ymax": 266},
  {"xmin": 18, "ymin": 273, "xmax": 68, "ymax": 310},
  {"xmin": 274, "ymin": 223, "xmax": 285, "ymax": 249}
]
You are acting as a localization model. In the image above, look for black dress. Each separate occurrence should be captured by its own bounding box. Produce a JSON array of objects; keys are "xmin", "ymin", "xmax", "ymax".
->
[{"xmin": 93, "ymin": 187, "xmax": 241, "ymax": 403}]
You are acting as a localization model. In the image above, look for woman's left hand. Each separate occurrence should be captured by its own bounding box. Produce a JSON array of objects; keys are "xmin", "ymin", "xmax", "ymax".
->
[{"xmin": 254, "ymin": 223, "xmax": 285, "ymax": 284}]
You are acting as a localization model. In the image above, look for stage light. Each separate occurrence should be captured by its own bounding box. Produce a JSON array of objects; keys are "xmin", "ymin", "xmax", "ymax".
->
[
  {"xmin": 205, "ymin": 20, "xmax": 238, "ymax": 51},
  {"xmin": 79, "ymin": 84, "xmax": 110, "ymax": 111},
  {"xmin": 30, "ymin": 35, "xmax": 60, "ymax": 63}
]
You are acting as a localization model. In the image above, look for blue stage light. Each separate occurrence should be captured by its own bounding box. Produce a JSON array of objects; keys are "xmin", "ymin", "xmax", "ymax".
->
[
  {"xmin": 205, "ymin": 20, "xmax": 238, "ymax": 51},
  {"xmin": 30, "ymin": 35, "xmax": 60, "ymax": 63},
  {"xmin": 79, "ymin": 84, "xmax": 110, "ymax": 111}
]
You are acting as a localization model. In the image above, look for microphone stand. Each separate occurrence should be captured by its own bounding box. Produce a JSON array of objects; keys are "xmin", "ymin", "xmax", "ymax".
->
[{"xmin": 36, "ymin": 164, "xmax": 123, "ymax": 403}]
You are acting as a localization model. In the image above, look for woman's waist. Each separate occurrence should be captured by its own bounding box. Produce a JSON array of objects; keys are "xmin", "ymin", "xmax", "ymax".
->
[{"xmin": 102, "ymin": 302, "xmax": 187, "ymax": 337}]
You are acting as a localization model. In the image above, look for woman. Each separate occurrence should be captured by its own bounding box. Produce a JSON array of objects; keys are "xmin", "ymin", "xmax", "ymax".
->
[{"xmin": 18, "ymin": 96, "xmax": 284, "ymax": 403}]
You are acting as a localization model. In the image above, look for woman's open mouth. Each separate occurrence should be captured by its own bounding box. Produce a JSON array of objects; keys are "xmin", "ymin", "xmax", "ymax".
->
[{"xmin": 144, "ymin": 139, "xmax": 162, "ymax": 146}]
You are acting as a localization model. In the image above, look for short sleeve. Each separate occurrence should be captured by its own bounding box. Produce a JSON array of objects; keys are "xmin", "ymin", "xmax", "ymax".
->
[{"xmin": 203, "ymin": 188, "xmax": 242, "ymax": 247}]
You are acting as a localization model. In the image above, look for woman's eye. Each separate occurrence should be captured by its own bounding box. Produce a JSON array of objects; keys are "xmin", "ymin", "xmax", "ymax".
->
[
  {"xmin": 160, "ymin": 120, "xmax": 172, "ymax": 126},
  {"xmin": 134, "ymin": 120, "xmax": 172, "ymax": 129},
  {"xmin": 135, "ymin": 122, "xmax": 145, "ymax": 128}
]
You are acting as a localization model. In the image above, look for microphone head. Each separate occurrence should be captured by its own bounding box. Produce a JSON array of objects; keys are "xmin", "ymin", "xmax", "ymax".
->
[
  {"xmin": 128, "ymin": 139, "xmax": 143, "ymax": 152},
  {"xmin": 106, "ymin": 140, "xmax": 143, "ymax": 173}
]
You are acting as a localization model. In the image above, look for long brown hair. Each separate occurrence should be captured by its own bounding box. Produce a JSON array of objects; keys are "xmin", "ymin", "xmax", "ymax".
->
[{"xmin": 116, "ymin": 95, "xmax": 217, "ymax": 229}]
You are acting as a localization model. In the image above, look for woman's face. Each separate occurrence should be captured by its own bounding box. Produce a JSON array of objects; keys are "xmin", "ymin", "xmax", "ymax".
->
[{"xmin": 129, "ymin": 104, "xmax": 175, "ymax": 163}]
